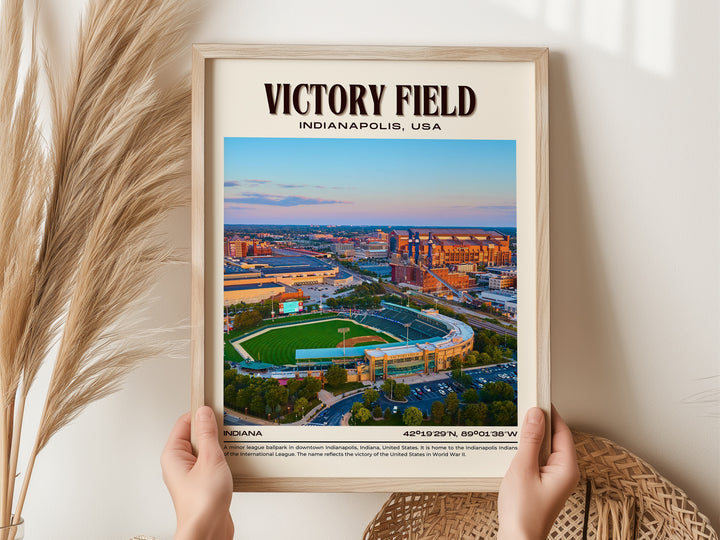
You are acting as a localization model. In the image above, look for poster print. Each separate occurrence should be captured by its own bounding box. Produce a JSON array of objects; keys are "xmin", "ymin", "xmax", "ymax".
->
[{"xmin": 192, "ymin": 46, "xmax": 549, "ymax": 491}]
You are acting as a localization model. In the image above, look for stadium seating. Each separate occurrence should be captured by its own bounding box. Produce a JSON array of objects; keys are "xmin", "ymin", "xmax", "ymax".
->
[{"xmin": 351, "ymin": 307, "xmax": 448, "ymax": 342}]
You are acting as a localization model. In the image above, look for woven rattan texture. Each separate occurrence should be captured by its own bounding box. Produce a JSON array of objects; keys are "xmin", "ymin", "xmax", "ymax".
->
[{"xmin": 363, "ymin": 431, "xmax": 717, "ymax": 540}]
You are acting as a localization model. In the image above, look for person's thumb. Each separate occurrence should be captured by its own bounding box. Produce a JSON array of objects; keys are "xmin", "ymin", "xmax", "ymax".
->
[
  {"xmin": 514, "ymin": 407, "xmax": 546, "ymax": 473},
  {"xmin": 195, "ymin": 406, "xmax": 224, "ymax": 464}
]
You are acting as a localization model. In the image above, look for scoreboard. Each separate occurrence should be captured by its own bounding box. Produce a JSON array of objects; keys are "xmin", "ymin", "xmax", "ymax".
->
[{"xmin": 278, "ymin": 300, "xmax": 303, "ymax": 315}]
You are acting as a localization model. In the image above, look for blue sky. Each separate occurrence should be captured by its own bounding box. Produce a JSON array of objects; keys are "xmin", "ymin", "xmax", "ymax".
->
[{"xmin": 224, "ymin": 138, "xmax": 516, "ymax": 227}]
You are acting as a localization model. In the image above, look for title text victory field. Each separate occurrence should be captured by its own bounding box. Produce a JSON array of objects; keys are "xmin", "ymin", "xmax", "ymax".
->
[{"xmin": 264, "ymin": 84, "xmax": 477, "ymax": 117}]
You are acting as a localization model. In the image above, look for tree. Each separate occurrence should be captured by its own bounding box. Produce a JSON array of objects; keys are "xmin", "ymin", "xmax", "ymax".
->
[
  {"xmin": 481, "ymin": 381, "xmax": 515, "ymax": 403},
  {"xmin": 351, "ymin": 401, "xmax": 364, "ymax": 416},
  {"xmin": 236, "ymin": 387, "xmax": 253, "ymax": 410},
  {"xmin": 354, "ymin": 406, "xmax": 372, "ymax": 424},
  {"xmin": 232, "ymin": 312, "xmax": 243, "ymax": 330},
  {"xmin": 383, "ymin": 407, "xmax": 392, "ymax": 420},
  {"xmin": 372, "ymin": 405, "xmax": 383, "ymax": 418},
  {"xmin": 486, "ymin": 345, "xmax": 504, "ymax": 364},
  {"xmin": 489, "ymin": 401, "xmax": 517, "ymax": 426},
  {"xmin": 325, "ymin": 364, "xmax": 347, "ymax": 387},
  {"xmin": 294, "ymin": 397, "xmax": 309, "ymax": 417},
  {"xmin": 233, "ymin": 308, "xmax": 263, "ymax": 330},
  {"xmin": 224, "ymin": 384, "xmax": 236, "ymax": 407},
  {"xmin": 437, "ymin": 305, "xmax": 467, "ymax": 323},
  {"xmin": 451, "ymin": 369, "xmax": 472, "ymax": 388},
  {"xmin": 402, "ymin": 407, "xmax": 423, "ymax": 426},
  {"xmin": 286, "ymin": 378, "xmax": 302, "ymax": 397},
  {"xmin": 450, "ymin": 356, "xmax": 463, "ymax": 370},
  {"xmin": 478, "ymin": 352, "xmax": 492, "ymax": 365},
  {"xmin": 445, "ymin": 392, "xmax": 460, "ymax": 423},
  {"xmin": 394, "ymin": 383, "xmax": 411, "ymax": 401},
  {"xmin": 236, "ymin": 374, "xmax": 251, "ymax": 388},
  {"xmin": 430, "ymin": 401, "xmax": 445, "ymax": 424},
  {"xmin": 266, "ymin": 385, "xmax": 288, "ymax": 416},
  {"xmin": 249, "ymin": 394, "xmax": 265, "ymax": 416},
  {"xmin": 381, "ymin": 378, "xmax": 396, "ymax": 399},
  {"xmin": 363, "ymin": 388, "xmax": 380, "ymax": 408},
  {"xmin": 462, "ymin": 389, "xmax": 479, "ymax": 403},
  {"xmin": 463, "ymin": 403, "xmax": 488, "ymax": 426},
  {"xmin": 300, "ymin": 376, "xmax": 322, "ymax": 399}
]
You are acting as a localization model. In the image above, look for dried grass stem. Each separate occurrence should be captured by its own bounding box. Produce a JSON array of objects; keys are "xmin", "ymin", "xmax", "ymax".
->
[{"xmin": 1, "ymin": 0, "xmax": 190, "ymax": 528}]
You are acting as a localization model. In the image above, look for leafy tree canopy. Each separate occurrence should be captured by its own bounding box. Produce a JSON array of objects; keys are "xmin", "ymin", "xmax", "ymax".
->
[
  {"xmin": 363, "ymin": 388, "xmax": 380, "ymax": 407},
  {"xmin": 325, "ymin": 364, "xmax": 348, "ymax": 387},
  {"xmin": 489, "ymin": 400, "xmax": 517, "ymax": 426},
  {"xmin": 381, "ymin": 378, "xmax": 396, "ymax": 397},
  {"xmin": 294, "ymin": 397, "xmax": 309, "ymax": 416},
  {"xmin": 354, "ymin": 406, "xmax": 372, "ymax": 424},
  {"xmin": 402, "ymin": 407, "xmax": 423, "ymax": 426},
  {"xmin": 430, "ymin": 401, "xmax": 445, "ymax": 424},
  {"xmin": 480, "ymin": 381, "xmax": 515, "ymax": 403},
  {"xmin": 463, "ymin": 403, "xmax": 488, "ymax": 426},
  {"xmin": 394, "ymin": 383, "xmax": 411, "ymax": 400}
]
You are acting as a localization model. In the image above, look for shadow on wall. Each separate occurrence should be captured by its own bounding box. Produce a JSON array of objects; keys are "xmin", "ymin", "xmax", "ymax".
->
[
  {"xmin": 491, "ymin": 0, "xmax": 676, "ymax": 78},
  {"xmin": 547, "ymin": 51, "xmax": 640, "ymax": 434}
]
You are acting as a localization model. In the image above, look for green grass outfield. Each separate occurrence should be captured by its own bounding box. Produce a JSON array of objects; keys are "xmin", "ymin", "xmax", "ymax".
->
[
  {"xmin": 237, "ymin": 319, "xmax": 399, "ymax": 365},
  {"xmin": 223, "ymin": 313, "xmax": 337, "ymax": 364}
]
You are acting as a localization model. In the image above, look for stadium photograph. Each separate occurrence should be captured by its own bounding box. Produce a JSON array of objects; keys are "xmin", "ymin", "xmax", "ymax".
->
[{"xmin": 222, "ymin": 137, "xmax": 519, "ymax": 427}]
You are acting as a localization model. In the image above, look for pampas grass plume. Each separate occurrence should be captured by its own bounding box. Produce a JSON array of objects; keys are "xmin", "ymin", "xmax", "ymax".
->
[{"xmin": 0, "ymin": 0, "xmax": 191, "ymax": 529}]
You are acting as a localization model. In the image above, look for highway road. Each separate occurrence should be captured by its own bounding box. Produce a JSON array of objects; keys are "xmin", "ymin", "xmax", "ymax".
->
[{"xmin": 460, "ymin": 314, "xmax": 517, "ymax": 337}]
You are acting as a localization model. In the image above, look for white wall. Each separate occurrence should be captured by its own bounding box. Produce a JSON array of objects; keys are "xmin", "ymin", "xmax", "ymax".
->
[{"xmin": 17, "ymin": 1, "xmax": 719, "ymax": 538}]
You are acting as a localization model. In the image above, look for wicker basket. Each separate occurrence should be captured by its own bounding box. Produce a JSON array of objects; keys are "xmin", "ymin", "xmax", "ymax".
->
[{"xmin": 363, "ymin": 431, "xmax": 717, "ymax": 540}]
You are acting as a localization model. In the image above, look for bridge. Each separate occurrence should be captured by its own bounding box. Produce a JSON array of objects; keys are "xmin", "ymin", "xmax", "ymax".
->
[{"xmin": 423, "ymin": 266, "xmax": 474, "ymax": 304}]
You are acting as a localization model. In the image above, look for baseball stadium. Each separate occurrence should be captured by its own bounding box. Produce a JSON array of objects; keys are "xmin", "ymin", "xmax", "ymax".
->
[{"xmin": 227, "ymin": 303, "xmax": 474, "ymax": 382}]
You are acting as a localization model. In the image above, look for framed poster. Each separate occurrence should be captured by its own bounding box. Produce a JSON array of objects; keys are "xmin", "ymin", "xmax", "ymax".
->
[{"xmin": 191, "ymin": 45, "xmax": 549, "ymax": 492}]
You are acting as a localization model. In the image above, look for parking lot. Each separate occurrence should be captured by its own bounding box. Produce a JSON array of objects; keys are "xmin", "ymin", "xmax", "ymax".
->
[
  {"xmin": 465, "ymin": 363, "xmax": 518, "ymax": 395},
  {"xmin": 300, "ymin": 280, "xmax": 360, "ymax": 306},
  {"xmin": 388, "ymin": 362, "xmax": 518, "ymax": 416},
  {"xmin": 307, "ymin": 362, "xmax": 518, "ymax": 424}
]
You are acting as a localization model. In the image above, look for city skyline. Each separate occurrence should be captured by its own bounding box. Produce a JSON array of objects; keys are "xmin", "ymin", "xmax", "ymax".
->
[
  {"xmin": 224, "ymin": 224, "xmax": 517, "ymax": 231},
  {"xmin": 224, "ymin": 137, "xmax": 516, "ymax": 227}
]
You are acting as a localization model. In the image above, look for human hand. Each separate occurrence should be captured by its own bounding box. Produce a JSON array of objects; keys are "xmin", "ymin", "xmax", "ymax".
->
[
  {"xmin": 161, "ymin": 406, "xmax": 234, "ymax": 540},
  {"xmin": 497, "ymin": 406, "xmax": 580, "ymax": 540}
]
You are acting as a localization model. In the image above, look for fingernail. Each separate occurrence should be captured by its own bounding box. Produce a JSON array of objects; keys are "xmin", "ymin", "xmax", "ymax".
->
[
  {"xmin": 198, "ymin": 406, "xmax": 214, "ymax": 421},
  {"xmin": 527, "ymin": 408, "xmax": 543, "ymax": 424}
]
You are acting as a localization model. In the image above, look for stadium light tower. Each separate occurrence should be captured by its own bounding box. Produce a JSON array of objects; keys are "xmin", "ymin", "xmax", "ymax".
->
[
  {"xmin": 404, "ymin": 322, "xmax": 411, "ymax": 345},
  {"xmin": 338, "ymin": 327, "xmax": 350, "ymax": 357}
]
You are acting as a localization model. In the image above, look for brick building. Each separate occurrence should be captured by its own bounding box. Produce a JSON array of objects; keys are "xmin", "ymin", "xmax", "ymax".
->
[
  {"xmin": 389, "ymin": 228, "xmax": 512, "ymax": 268},
  {"xmin": 390, "ymin": 264, "xmax": 473, "ymax": 292},
  {"xmin": 224, "ymin": 237, "xmax": 248, "ymax": 258},
  {"xmin": 250, "ymin": 239, "xmax": 273, "ymax": 256},
  {"xmin": 489, "ymin": 274, "xmax": 517, "ymax": 290}
]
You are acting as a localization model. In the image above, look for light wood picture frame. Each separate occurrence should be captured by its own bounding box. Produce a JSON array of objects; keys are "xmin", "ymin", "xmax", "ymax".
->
[{"xmin": 192, "ymin": 45, "xmax": 549, "ymax": 492}]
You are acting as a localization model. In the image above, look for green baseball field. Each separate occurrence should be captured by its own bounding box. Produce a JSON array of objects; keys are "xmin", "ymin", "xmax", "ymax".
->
[{"xmin": 235, "ymin": 319, "xmax": 399, "ymax": 365}]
